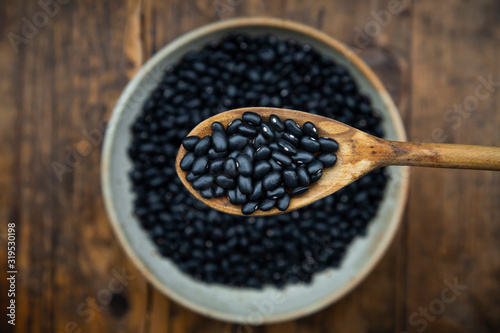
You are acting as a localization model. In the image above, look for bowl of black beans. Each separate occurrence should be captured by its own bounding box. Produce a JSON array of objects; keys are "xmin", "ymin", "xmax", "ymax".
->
[{"xmin": 102, "ymin": 17, "xmax": 409, "ymax": 324}]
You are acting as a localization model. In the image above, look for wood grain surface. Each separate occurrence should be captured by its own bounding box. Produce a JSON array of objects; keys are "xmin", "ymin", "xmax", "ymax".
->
[{"xmin": 1, "ymin": 0, "xmax": 499, "ymax": 332}]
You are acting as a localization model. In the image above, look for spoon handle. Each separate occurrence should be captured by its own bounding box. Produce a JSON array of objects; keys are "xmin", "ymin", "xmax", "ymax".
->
[{"xmin": 383, "ymin": 141, "xmax": 500, "ymax": 171}]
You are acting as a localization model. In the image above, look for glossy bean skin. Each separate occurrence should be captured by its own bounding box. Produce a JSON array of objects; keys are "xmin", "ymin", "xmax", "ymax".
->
[
  {"xmin": 269, "ymin": 114, "xmax": 285, "ymax": 132},
  {"xmin": 276, "ymin": 193, "xmax": 291, "ymax": 211},
  {"xmin": 228, "ymin": 134, "xmax": 248, "ymax": 150},
  {"xmin": 317, "ymin": 152, "xmax": 338, "ymax": 167},
  {"xmin": 255, "ymin": 146, "xmax": 272, "ymax": 161},
  {"xmin": 284, "ymin": 119, "xmax": 303, "ymax": 138},
  {"xmin": 235, "ymin": 154, "xmax": 253, "ymax": 177},
  {"xmin": 259, "ymin": 198, "xmax": 276, "ymax": 211},
  {"xmin": 262, "ymin": 171, "xmax": 281, "ymax": 191},
  {"xmin": 194, "ymin": 136, "xmax": 211, "ymax": 156},
  {"xmin": 211, "ymin": 131, "xmax": 228, "ymax": 152},
  {"xmin": 302, "ymin": 122, "xmax": 319, "ymax": 139},
  {"xmin": 253, "ymin": 161, "xmax": 272, "ymax": 180},
  {"xmin": 319, "ymin": 137, "xmax": 339, "ymax": 152},
  {"xmin": 182, "ymin": 136, "xmax": 200, "ymax": 151},
  {"xmin": 290, "ymin": 186, "xmax": 309, "ymax": 196},
  {"xmin": 242, "ymin": 111, "xmax": 262, "ymax": 126},
  {"xmin": 300, "ymin": 136, "xmax": 320, "ymax": 153},
  {"xmin": 283, "ymin": 169, "xmax": 299, "ymax": 188},
  {"xmin": 223, "ymin": 158, "xmax": 238, "ymax": 178},
  {"xmin": 180, "ymin": 152, "xmax": 195, "ymax": 171}
]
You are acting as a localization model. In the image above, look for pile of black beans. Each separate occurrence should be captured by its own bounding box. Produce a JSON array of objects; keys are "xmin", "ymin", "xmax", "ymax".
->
[
  {"xmin": 180, "ymin": 112, "xmax": 340, "ymax": 215},
  {"xmin": 128, "ymin": 33, "xmax": 388, "ymax": 288}
]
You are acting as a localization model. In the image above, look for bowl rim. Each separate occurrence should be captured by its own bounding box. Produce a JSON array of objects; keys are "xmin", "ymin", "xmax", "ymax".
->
[{"xmin": 101, "ymin": 16, "xmax": 409, "ymax": 324}]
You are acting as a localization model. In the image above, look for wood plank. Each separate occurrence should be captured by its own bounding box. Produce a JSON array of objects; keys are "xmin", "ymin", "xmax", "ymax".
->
[
  {"xmin": 0, "ymin": 2, "xmax": 26, "ymax": 333},
  {"xmin": 408, "ymin": 1, "xmax": 500, "ymax": 332},
  {"xmin": 0, "ymin": 0, "xmax": 149, "ymax": 332}
]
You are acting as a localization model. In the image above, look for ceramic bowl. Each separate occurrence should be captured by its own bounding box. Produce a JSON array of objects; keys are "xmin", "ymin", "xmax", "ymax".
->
[{"xmin": 101, "ymin": 17, "xmax": 409, "ymax": 324}]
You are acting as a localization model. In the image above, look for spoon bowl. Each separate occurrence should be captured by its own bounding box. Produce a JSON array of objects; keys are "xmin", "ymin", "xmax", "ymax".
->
[
  {"xmin": 176, "ymin": 107, "xmax": 378, "ymax": 216},
  {"xmin": 176, "ymin": 107, "xmax": 500, "ymax": 216}
]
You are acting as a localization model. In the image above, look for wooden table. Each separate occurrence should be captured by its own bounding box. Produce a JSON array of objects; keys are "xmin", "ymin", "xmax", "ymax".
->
[{"xmin": 1, "ymin": 0, "xmax": 499, "ymax": 332}]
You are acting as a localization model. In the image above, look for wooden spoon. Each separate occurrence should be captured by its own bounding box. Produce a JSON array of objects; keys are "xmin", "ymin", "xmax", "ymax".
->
[{"xmin": 175, "ymin": 107, "xmax": 500, "ymax": 216}]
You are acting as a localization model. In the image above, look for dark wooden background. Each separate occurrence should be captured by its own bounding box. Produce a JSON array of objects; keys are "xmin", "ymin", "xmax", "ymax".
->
[{"xmin": 1, "ymin": 0, "xmax": 499, "ymax": 332}]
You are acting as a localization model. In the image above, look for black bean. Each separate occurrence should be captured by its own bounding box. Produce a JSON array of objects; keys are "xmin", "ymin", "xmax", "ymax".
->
[
  {"xmin": 269, "ymin": 159, "xmax": 283, "ymax": 171},
  {"xmin": 310, "ymin": 170, "xmax": 322, "ymax": 183},
  {"xmin": 242, "ymin": 201, "xmax": 259, "ymax": 215},
  {"xmin": 235, "ymin": 153, "xmax": 253, "ymax": 177},
  {"xmin": 253, "ymin": 133, "xmax": 268, "ymax": 149},
  {"xmin": 138, "ymin": 142, "xmax": 156, "ymax": 154},
  {"xmin": 211, "ymin": 121, "xmax": 225, "ymax": 132},
  {"xmin": 249, "ymin": 181, "xmax": 264, "ymax": 200},
  {"xmin": 259, "ymin": 198, "xmax": 276, "ymax": 211},
  {"xmin": 149, "ymin": 176, "xmax": 164, "ymax": 187},
  {"xmin": 319, "ymin": 137, "xmax": 339, "ymax": 152},
  {"xmin": 272, "ymin": 150, "xmax": 292, "ymax": 166},
  {"xmin": 194, "ymin": 136, "xmax": 211, "ymax": 156},
  {"xmin": 239, "ymin": 123, "xmax": 258, "ymax": 137},
  {"xmin": 226, "ymin": 119, "xmax": 242, "ymax": 135},
  {"xmin": 269, "ymin": 141, "xmax": 279, "ymax": 151},
  {"xmin": 227, "ymin": 189, "xmax": 237, "ymax": 204},
  {"xmin": 200, "ymin": 188, "xmax": 214, "ymax": 199},
  {"xmin": 276, "ymin": 193, "xmax": 290, "ymax": 211},
  {"xmin": 269, "ymin": 114, "xmax": 285, "ymax": 132},
  {"xmin": 212, "ymin": 131, "xmax": 228, "ymax": 152},
  {"xmin": 180, "ymin": 152, "xmax": 195, "ymax": 171},
  {"xmin": 317, "ymin": 153, "xmax": 337, "ymax": 167},
  {"xmin": 300, "ymin": 136, "xmax": 320, "ymax": 152},
  {"xmin": 282, "ymin": 132, "xmax": 299, "ymax": 147},
  {"xmin": 302, "ymin": 121, "xmax": 319, "ymax": 139},
  {"xmin": 228, "ymin": 134, "xmax": 248, "ymax": 150},
  {"xmin": 267, "ymin": 186, "xmax": 285, "ymax": 199},
  {"xmin": 208, "ymin": 148, "xmax": 227, "ymax": 160},
  {"xmin": 277, "ymin": 139, "xmax": 297, "ymax": 155},
  {"xmin": 223, "ymin": 158, "xmax": 238, "ymax": 178},
  {"xmin": 292, "ymin": 150, "xmax": 315, "ymax": 164},
  {"xmin": 284, "ymin": 119, "xmax": 303, "ymax": 137},
  {"xmin": 238, "ymin": 175, "xmax": 253, "ymax": 194},
  {"xmin": 235, "ymin": 187, "xmax": 247, "ymax": 204},
  {"xmin": 193, "ymin": 61, "xmax": 206, "ymax": 72},
  {"xmin": 255, "ymin": 146, "xmax": 272, "ymax": 160},
  {"xmin": 213, "ymin": 186, "xmax": 225, "ymax": 198},
  {"xmin": 185, "ymin": 171, "xmax": 197, "ymax": 182},
  {"xmin": 182, "ymin": 70, "xmax": 198, "ymax": 82},
  {"xmin": 228, "ymin": 150, "xmax": 239, "ymax": 159},
  {"xmin": 260, "ymin": 122, "xmax": 275, "ymax": 140},
  {"xmin": 253, "ymin": 160, "xmax": 271, "ymax": 180},
  {"xmin": 290, "ymin": 186, "xmax": 309, "ymax": 196},
  {"xmin": 192, "ymin": 156, "xmax": 209, "ymax": 175},
  {"xmin": 307, "ymin": 160, "xmax": 323, "ymax": 175},
  {"xmin": 242, "ymin": 111, "xmax": 262, "ymax": 126},
  {"xmin": 216, "ymin": 174, "xmax": 236, "ymax": 189},
  {"xmin": 248, "ymin": 70, "xmax": 260, "ymax": 82},
  {"xmin": 283, "ymin": 169, "xmax": 299, "ymax": 188},
  {"xmin": 242, "ymin": 145, "xmax": 255, "ymax": 163},
  {"xmin": 182, "ymin": 136, "xmax": 200, "ymax": 151},
  {"xmin": 209, "ymin": 158, "xmax": 224, "ymax": 174},
  {"xmin": 297, "ymin": 166, "xmax": 310, "ymax": 186},
  {"xmin": 263, "ymin": 171, "xmax": 281, "ymax": 191},
  {"xmin": 192, "ymin": 174, "xmax": 214, "ymax": 190}
]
